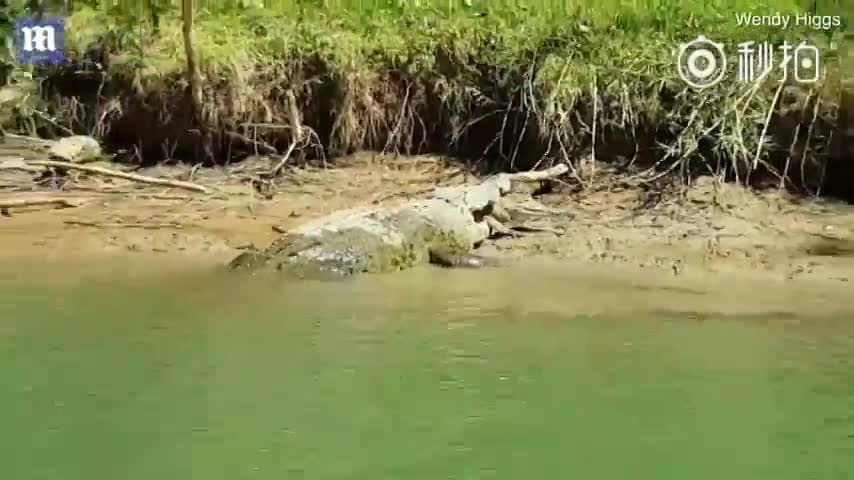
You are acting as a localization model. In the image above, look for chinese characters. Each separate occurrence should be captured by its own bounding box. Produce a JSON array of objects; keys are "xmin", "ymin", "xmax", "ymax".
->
[
  {"xmin": 736, "ymin": 40, "xmax": 820, "ymax": 83},
  {"xmin": 677, "ymin": 35, "xmax": 822, "ymax": 89}
]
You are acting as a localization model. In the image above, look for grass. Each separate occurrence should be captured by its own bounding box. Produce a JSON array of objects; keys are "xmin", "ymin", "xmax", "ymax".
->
[{"xmin": 2, "ymin": 0, "xmax": 850, "ymax": 195}]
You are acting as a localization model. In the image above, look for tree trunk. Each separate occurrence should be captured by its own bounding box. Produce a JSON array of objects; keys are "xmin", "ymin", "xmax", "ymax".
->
[{"xmin": 181, "ymin": 0, "xmax": 210, "ymax": 161}]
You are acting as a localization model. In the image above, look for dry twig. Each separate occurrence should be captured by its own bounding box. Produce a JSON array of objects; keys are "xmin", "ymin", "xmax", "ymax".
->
[{"xmin": 64, "ymin": 220, "xmax": 183, "ymax": 229}]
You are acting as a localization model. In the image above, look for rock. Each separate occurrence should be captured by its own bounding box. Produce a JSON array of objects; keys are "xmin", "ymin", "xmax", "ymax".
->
[
  {"xmin": 0, "ymin": 84, "xmax": 33, "ymax": 129},
  {"xmin": 0, "ymin": 69, "xmax": 40, "ymax": 130},
  {"xmin": 48, "ymin": 136, "xmax": 102, "ymax": 163},
  {"xmin": 0, "ymin": 83, "xmax": 29, "ymax": 106}
]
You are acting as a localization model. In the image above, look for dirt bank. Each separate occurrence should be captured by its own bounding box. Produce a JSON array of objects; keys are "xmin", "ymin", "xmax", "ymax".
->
[{"xmin": 2, "ymin": 150, "xmax": 853, "ymax": 287}]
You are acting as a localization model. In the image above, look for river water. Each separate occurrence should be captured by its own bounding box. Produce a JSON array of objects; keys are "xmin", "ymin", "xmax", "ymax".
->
[{"xmin": 1, "ymin": 260, "xmax": 852, "ymax": 479}]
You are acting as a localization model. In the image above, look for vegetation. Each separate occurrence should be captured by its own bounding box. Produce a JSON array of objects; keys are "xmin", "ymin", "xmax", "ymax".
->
[{"xmin": 1, "ymin": 0, "xmax": 851, "ymax": 196}]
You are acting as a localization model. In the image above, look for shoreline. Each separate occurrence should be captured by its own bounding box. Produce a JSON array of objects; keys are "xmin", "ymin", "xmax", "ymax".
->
[{"xmin": 2, "ymin": 151, "xmax": 853, "ymax": 290}]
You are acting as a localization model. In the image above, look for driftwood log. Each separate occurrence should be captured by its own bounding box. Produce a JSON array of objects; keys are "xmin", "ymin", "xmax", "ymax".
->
[{"xmin": 27, "ymin": 160, "xmax": 210, "ymax": 193}]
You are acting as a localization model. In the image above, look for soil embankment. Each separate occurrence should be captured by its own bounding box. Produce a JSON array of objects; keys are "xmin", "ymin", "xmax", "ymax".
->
[{"xmin": 3, "ymin": 6, "xmax": 850, "ymax": 199}]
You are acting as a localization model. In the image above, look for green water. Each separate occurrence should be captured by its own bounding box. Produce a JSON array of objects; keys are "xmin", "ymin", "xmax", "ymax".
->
[{"xmin": 1, "ymin": 263, "xmax": 853, "ymax": 479}]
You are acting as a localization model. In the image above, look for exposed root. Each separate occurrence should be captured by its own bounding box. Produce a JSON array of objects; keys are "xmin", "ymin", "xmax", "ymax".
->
[
  {"xmin": 269, "ymin": 89, "xmax": 317, "ymax": 177},
  {"xmin": 269, "ymin": 140, "xmax": 300, "ymax": 178},
  {"xmin": 224, "ymin": 131, "xmax": 277, "ymax": 155}
]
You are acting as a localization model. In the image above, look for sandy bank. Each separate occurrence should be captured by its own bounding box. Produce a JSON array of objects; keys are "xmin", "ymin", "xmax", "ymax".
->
[{"xmin": 1, "ymin": 152, "xmax": 853, "ymax": 290}]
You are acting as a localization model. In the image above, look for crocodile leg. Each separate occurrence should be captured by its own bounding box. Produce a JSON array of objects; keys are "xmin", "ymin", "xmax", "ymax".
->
[
  {"xmin": 428, "ymin": 247, "xmax": 490, "ymax": 268},
  {"xmin": 490, "ymin": 202, "xmax": 512, "ymax": 223},
  {"xmin": 485, "ymin": 215, "xmax": 517, "ymax": 238}
]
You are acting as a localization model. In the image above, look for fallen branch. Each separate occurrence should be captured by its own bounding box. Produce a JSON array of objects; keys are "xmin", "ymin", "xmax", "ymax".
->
[
  {"xmin": 26, "ymin": 160, "xmax": 210, "ymax": 193},
  {"xmin": 133, "ymin": 194, "xmax": 192, "ymax": 201},
  {"xmin": 506, "ymin": 164, "xmax": 569, "ymax": 182},
  {"xmin": 64, "ymin": 220, "xmax": 183, "ymax": 229},
  {"xmin": 510, "ymin": 224, "xmax": 566, "ymax": 236},
  {"xmin": 0, "ymin": 198, "xmax": 79, "ymax": 208},
  {"xmin": 0, "ymin": 197, "xmax": 79, "ymax": 215}
]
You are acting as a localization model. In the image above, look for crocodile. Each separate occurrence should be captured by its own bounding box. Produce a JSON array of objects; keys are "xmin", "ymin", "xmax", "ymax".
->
[{"xmin": 228, "ymin": 164, "xmax": 567, "ymax": 278}]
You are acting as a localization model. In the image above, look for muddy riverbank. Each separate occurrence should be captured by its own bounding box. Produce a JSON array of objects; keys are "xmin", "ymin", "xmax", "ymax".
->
[{"xmin": 2, "ymin": 148, "xmax": 853, "ymax": 288}]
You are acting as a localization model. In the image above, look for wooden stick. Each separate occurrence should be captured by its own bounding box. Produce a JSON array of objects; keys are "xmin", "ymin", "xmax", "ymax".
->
[
  {"xmin": 0, "ymin": 198, "xmax": 79, "ymax": 208},
  {"xmin": 507, "ymin": 164, "xmax": 569, "ymax": 182},
  {"xmin": 26, "ymin": 160, "xmax": 210, "ymax": 193},
  {"xmin": 0, "ymin": 198, "xmax": 79, "ymax": 214},
  {"xmin": 64, "ymin": 220, "xmax": 183, "ymax": 229},
  {"xmin": 133, "ymin": 194, "xmax": 192, "ymax": 201},
  {"xmin": 510, "ymin": 224, "xmax": 566, "ymax": 236}
]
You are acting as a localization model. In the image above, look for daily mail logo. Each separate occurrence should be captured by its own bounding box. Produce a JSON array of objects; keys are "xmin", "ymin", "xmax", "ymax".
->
[{"xmin": 15, "ymin": 16, "xmax": 66, "ymax": 65}]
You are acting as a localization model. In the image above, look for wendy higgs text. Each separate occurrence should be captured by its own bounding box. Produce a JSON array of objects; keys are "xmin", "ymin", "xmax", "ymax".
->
[{"xmin": 735, "ymin": 13, "xmax": 843, "ymax": 31}]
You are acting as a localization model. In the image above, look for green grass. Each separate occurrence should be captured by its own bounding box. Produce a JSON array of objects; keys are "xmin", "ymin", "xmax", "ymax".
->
[{"xmin": 3, "ymin": 0, "xmax": 849, "ymax": 192}]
